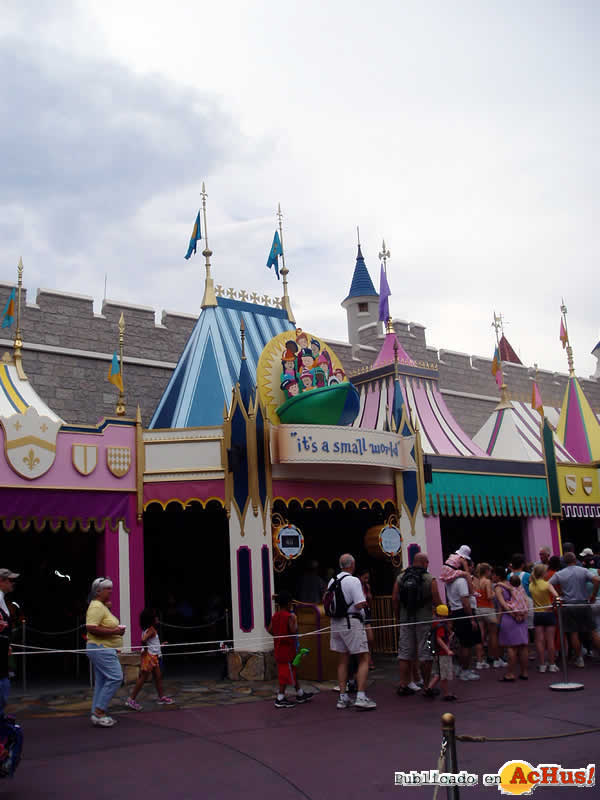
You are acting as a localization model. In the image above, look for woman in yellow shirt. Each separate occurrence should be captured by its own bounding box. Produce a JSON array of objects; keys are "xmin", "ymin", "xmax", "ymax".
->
[
  {"xmin": 86, "ymin": 578, "xmax": 126, "ymax": 727},
  {"xmin": 529, "ymin": 564, "xmax": 559, "ymax": 673}
]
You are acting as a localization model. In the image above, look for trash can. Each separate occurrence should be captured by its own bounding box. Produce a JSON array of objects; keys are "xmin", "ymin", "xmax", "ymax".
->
[{"xmin": 294, "ymin": 602, "xmax": 337, "ymax": 681}]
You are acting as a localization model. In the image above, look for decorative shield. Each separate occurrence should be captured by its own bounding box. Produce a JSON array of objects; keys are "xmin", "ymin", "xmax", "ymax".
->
[
  {"xmin": 72, "ymin": 444, "xmax": 98, "ymax": 476},
  {"xmin": 106, "ymin": 446, "xmax": 131, "ymax": 478},
  {"xmin": 565, "ymin": 474, "xmax": 577, "ymax": 495},
  {"xmin": 0, "ymin": 406, "xmax": 61, "ymax": 480},
  {"xmin": 582, "ymin": 476, "xmax": 594, "ymax": 496}
]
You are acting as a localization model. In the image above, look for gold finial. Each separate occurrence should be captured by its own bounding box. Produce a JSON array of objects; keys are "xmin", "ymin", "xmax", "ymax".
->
[
  {"xmin": 277, "ymin": 203, "xmax": 295, "ymax": 324},
  {"xmin": 13, "ymin": 257, "xmax": 26, "ymax": 379},
  {"xmin": 240, "ymin": 316, "xmax": 246, "ymax": 360},
  {"xmin": 393, "ymin": 338, "xmax": 399, "ymax": 380},
  {"xmin": 200, "ymin": 182, "xmax": 217, "ymax": 309},
  {"xmin": 560, "ymin": 298, "xmax": 575, "ymax": 377},
  {"xmin": 492, "ymin": 310, "xmax": 511, "ymax": 408},
  {"xmin": 115, "ymin": 311, "xmax": 126, "ymax": 416},
  {"xmin": 379, "ymin": 239, "xmax": 393, "ymax": 333}
]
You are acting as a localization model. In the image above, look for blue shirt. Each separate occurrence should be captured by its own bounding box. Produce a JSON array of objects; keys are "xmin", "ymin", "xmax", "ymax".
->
[{"xmin": 508, "ymin": 571, "xmax": 531, "ymax": 598}]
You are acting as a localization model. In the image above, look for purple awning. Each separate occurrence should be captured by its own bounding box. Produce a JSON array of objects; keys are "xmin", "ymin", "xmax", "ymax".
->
[{"xmin": 0, "ymin": 488, "xmax": 131, "ymax": 532}]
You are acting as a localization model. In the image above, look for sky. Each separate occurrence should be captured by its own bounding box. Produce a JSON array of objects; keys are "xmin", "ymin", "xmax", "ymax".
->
[{"xmin": 2, "ymin": 0, "xmax": 599, "ymax": 376}]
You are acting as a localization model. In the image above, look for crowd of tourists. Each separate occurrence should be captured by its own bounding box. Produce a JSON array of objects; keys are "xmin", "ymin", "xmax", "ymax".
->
[{"xmin": 272, "ymin": 542, "xmax": 600, "ymax": 711}]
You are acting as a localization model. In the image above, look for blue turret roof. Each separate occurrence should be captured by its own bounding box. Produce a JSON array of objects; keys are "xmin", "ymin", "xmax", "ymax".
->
[
  {"xmin": 344, "ymin": 245, "xmax": 378, "ymax": 302},
  {"xmin": 150, "ymin": 297, "xmax": 294, "ymax": 428}
]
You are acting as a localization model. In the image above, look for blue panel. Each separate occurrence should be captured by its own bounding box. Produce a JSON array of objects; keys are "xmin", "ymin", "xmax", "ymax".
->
[
  {"xmin": 237, "ymin": 547, "xmax": 254, "ymax": 632},
  {"xmin": 218, "ymin": 296, "xmax": 288, "ymax": 319},
  {"xmin": 231, "ymin": 404, "xmax": 249, "ymax": 513},
  {"xmin": 238, "ymin": 359, "xmax": 255, "ymax": 409},
  {"xmin": 402, "ymin": 471, "xmax": 419, "ymax": 516},
  {"xmin": 262, "ymin": 545, "xmax": 272, "ymax": 628},
  {"xmin": 256, "ymin": 404, "xmax": 267, "ymax": 508},
  {"xmin": 151, "ymin": 346, "xmax": 192, "ymax": 428},
  {"xmin": 187, "ymin": 336, "xmax": 224, "ymax": 426}
]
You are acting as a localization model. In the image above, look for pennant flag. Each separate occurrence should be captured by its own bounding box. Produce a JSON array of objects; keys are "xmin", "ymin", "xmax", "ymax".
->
[
  {"xmin": 1, "ymin": 288, "xmax": 15, "ymax": 329},
  {"xmin": 184, "ymin": 212, "xmax": 202, "ymax": 260},
  {"xmin": 531, "ymin": 381, "xmax": 543, "ymax": 419},
  {"xmin": 107, "ymin": 351, "xmax": 124, "ymax": 392},
  {"xmin": 491, "ymin": 346, "xmax": 502, "ymax": 387},
  {"xmin": 266, "ymin": 231, "xmax": 282, "ymax": 279},
  {"xmin": 378, "ymin": 265, "xmax": 391, "ymax": 322},
  {"xmin": 559, "ymin": 318, "xmax": 568, "ymax": 349}
]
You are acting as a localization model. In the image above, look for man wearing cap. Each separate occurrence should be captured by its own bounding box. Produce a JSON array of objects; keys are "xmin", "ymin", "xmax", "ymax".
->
[
  {"xmin": 442, "ymin": 547, "xmax": 481, "ymax": 681},
  {"xmin": 0, "ymin": 569, "xmax": 18, "ymax": 714}
]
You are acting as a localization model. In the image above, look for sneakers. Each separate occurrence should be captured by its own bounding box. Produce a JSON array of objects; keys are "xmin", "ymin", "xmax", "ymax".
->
[
  {"xmin": 547, "ymin": 663, "xmax": 560, "ymax": 673},
  {"xmin": 336, "ymin": 696, "xmax": 354, "ymax": 709},
  {"xmin": 274, "ymin": 697, "xmax": 295, "ymax": 708},
  {"xmin": 347, "ymin": 679, "xmax": 357, "ymax": 694},
  {"xmin": 493, "ymin": 658, "xmax": 508, "ymax": 668},
  {"xmin": 574, "ymin": 656, "xmax": 585, "ymax": 668},
  {"xmin": 91, "ymin": 714, "xmax": 117, "ymax": 727},
  {"xmin": 156, "ymin": 696, "xmax": 174, "ymax": 705},
  {"xmin": 295, "ymin": 692, "xmax": 314, "ymax": 704},
  {"xmin": 459, "ymin": 670, "xmax": 481, "ymax": 681},
  {"xmin": 407, "ymin": 681, "xmax": 421, "ymax": 691},
  {"xmin": 354, "ymin": 695, "xmax": 377, "ymax": 711},
  {"xmin": 475, "ymin": 661, "xmax": 490, "ymax": 670},
  {"xmin": 396, "ymin": 686, "xmax": 415, "ymax": 696},
  {"xmin": 537, "ymin": 664, "xmax": 547, "ymax": 673},
  {"xmin": 125, "ymin": 698, "xmax": 142, "ymax": 711}
]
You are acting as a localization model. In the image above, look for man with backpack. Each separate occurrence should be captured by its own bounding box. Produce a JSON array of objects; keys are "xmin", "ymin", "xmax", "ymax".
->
[
  {"xmin": 392, "ymin": 553, "xmax": 441, "ymax": 696},
  {"xmin": 324, "ymin": 554, "xmax": 376, "ymax": 711}
]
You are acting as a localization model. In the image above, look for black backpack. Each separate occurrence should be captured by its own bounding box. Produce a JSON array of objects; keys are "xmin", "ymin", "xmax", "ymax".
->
[
  {"xmin": 323, "ymin": 574, "xmax": 350, "ymax": 619},
  {"xmin": 398, "ymin": 566, "xmax": 426, "ymax": 618}
]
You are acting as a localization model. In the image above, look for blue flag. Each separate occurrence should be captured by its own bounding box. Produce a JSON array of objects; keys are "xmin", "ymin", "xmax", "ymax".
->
[
  {"xmin": 378, "ymin": 265, "xmax": 391, "ymax": 322},
  {"xmin": 266, "ymin": 231, "xmax": 282, "ymax": 279},
  {"xmin": 184, "ymin": 212, "xmax": 202, "ymax": 260},
  {"xmin": 1, "ymin": 288, "xmax": 16, "ymax": 329}
]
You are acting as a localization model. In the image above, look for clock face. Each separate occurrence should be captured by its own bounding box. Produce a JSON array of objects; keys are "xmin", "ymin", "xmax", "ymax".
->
[
  {"xmin": 379, "ymin": 525, "xmax": 402, "ymax": 556},
  {"xmin": 276, "ymin": 524, "xmax": 304, "ymax": 559}
]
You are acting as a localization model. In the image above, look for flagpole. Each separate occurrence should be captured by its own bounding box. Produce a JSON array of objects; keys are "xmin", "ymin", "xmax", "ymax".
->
[
  {"xmin": 13, "ymin": 257, "xmax": 26, "ymax": 379},
  {"xmin": 277, "ymin": 203, "xmax": 295, "ymax": 324},
  {"xmin": 379, "ymin": 239, "xmax": 393, "ymax": 334},
  {"xmin": 560, "ymin": 298, "xmax": 575, "ymax": 377},
  {"xmin": 200, "ymin": 182, "xmax": 217, "ymax": 309},
  {"xmin": 115, "ymin": 312, "xmax": 126, "ymax": 416},
  {"xmin": 492, "ymin": 310, "xmax": 510, "ymax": 408}
]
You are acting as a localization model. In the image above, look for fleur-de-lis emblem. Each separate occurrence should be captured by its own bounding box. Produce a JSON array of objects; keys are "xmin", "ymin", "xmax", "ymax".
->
[
  {"xmin": 14, "ymin": 420, "xmax": 22, "ymax": 431},
  {"xmin": 23, "ymin": 448, "xmax": 40, "ymax": 472}
]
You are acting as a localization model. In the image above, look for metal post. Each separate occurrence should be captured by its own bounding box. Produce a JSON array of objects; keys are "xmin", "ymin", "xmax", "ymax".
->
[
  {"xmin": 549, "ymin": 598, "xmax": 584, "ymax": 692},
  {"xmin": 21, "ymin": 620, "xmax": 26, "ymax": 694},
  {"xmin": 75, "ymin": 616, "xmax": 80, "ymax": 680},
  {"xmin": 441, "ymin": 713, "xmax": 459, "ymax": 800},
  {"xmin": 225, "ymin": 608, "xmax": 232, "ymax": 640}
]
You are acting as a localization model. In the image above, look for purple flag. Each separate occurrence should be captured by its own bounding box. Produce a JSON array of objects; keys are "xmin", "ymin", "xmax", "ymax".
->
[{"xmin": 378, "ymin": 265, "xmax": 391, "ymax": 322}]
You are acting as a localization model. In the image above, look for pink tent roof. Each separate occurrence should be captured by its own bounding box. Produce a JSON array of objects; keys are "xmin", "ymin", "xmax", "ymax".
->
[{"xmin": 373, "ymin": 331, "xmax": 414, "ymax": 368}]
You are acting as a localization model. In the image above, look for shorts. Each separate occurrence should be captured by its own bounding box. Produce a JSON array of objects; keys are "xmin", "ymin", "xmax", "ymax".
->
[
  {"xmin": 397, "ymin": 621, "xmax": 433, "ymax": 662},
  {"xmin": 330, "ymin": 617, "xmax": 369, "ymax": 655},
  {"xmin": 140, "ymin": 651, "xmax": 159, "ymax": 672},
  {"xmin": 432, "ymin": 654, "xmax": 453, "ymax": 681},
  {"xmin": 450, "ymin": 610, "xmax": 482, "ymax": 648},
  {"xmin": 561, "ymin": 605, "xmax": 595, "ymax": 634},
  {"xmin": 277, "ymin": 662, "xmax": 297, "ymax": 687},
  {"xmin": 475, "ymin": 606, "xmax": 497, "ymax": 625},
  {"xmin": 534, "ymin": 612, "xmax": 555, "ymax": 627}
]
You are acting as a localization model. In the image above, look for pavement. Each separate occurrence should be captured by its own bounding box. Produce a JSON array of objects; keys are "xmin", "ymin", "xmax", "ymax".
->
[{"xmin": 4, "ymin": 660, "xmax": 600, "ymax": 799}]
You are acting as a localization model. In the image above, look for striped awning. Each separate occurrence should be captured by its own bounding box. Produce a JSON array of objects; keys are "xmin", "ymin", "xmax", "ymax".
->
[{"xmin": 425, "ymin": 471, "xmax": 549, "ymax": 517}]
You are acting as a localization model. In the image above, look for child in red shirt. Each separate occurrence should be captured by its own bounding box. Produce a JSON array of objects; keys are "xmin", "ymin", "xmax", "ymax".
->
[
  {"xmin": 268, "ymin": 591, "xmax": 313, "ymax": 708},
  {"xmin": 425, "ymin": 604, "xmax": 456, "ymax": 701}
]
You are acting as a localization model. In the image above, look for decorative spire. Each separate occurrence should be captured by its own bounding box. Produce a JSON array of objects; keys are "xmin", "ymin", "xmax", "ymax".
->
[
  {"xmin": 13, "ymin": 257, "xmax": 26, "ymax": 379},
  {"xmin": 357, "ymin": 225, "xmax": 361, "ymax": 248},
  {"xmin": 240, "ymin": 316, "xmax": 246, "ymax": 360},
  {"xmin": 277, "ymin": 203, "xmax": 295, "ymax": 324},
  {"xmin": 115, "ymin": 312, "xmax": 126, "ymax": 416},
  {"xmin": 560, "ymin": 298, "xmax": 575, "ymax": 377},
  {"xmin": 200, "ymin": 182, "xmax": 217, "ymax": 309},
  {"xmin": 492, "ymin": 310, "xmax": 511, "ymax": 409},
  {"xmin": 378, "ymin": 239, "xmax": 393, "ymax": 333}
]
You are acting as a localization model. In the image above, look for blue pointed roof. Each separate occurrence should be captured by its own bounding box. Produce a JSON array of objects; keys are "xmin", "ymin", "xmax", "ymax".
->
[
  {"xmin": 344, "ymin": 245, "xmax": 378, "ymax": 302},
  {"xmin": 150, "ymin": 297, "xmax": 294, "ymax": 428}
]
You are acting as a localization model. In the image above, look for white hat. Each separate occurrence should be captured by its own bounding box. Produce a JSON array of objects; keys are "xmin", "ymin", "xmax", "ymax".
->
[
  {"xmin": 579, "ymin": 547, "xmax": 594, "ymax": 558},
  {"xmin": 455, "ymin": 545, "xmax": 472, "ymax": 560}
]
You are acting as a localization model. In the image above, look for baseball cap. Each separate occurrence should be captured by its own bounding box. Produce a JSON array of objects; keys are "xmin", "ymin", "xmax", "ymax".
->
[
  {"xmin": 436, "ymin": 604, "xmax": 449, "ymax": 617},
  {"xmin": 454, "ymin": 545, "xmax": 472, "ymax": 560},
  {"xmin": 579, "ymin": 547, "xmax": 594, "ymax": 558},
  {"xmin": 0, "ymin": 569, "xmax": 19, "ymax": 580}
]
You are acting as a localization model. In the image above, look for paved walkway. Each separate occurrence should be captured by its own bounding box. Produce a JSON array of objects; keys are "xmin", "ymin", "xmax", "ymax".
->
[{"xmin": 5, "ymin": 663, "xmax": 600, "ymax": 798}]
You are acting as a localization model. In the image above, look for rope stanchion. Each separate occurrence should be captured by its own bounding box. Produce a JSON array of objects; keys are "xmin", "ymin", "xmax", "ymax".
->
[
  {"xmin": 431, "ymin": 735, "xmax": 447, "ymax": 800},
  {"xmin": 441, "ymin": 713, "xmax": 460, "ymax": 800},
  {"xmin": 549, "ymin": 598, "xmax": 584, "ymax": 692}
]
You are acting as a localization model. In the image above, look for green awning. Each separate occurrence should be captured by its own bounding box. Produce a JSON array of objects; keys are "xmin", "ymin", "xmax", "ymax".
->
[{"xmin": 426, "ymin": 472, "xmax": 549, "ymax": 518}]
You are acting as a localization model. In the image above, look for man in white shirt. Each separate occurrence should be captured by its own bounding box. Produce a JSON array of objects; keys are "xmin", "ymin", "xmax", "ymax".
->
[
  {"xmin": 445, "ymin": 571, "xmax": 481, "ymax": 681},
  {"xmin": 326, "ymin": 554, "xmax": 376, "ymax": 711}
]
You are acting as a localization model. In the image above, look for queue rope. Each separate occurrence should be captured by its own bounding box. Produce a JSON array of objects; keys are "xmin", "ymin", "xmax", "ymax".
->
[
  {"xmin": 457, "ymin": 728, "xmax": 600, "ymax": 743},
  {"xmin": 4, "ymin": 602, "xmax": 586, "ymax": 658}
]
